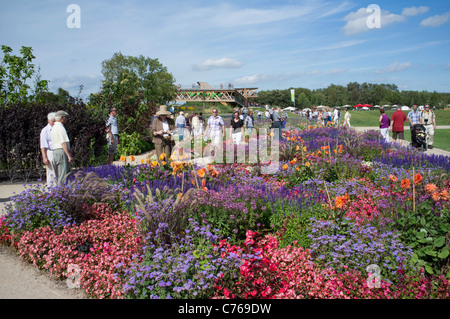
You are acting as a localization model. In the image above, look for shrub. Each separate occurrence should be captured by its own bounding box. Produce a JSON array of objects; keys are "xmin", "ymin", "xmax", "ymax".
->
[{"xmin": 0, "ymin": 101, "xmax": 107, "ymax": 182}]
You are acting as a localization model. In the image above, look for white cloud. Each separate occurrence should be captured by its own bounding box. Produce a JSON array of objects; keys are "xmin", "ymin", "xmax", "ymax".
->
[
  {"xmin": 328, "ymin": 68, "xmax": 348, "ymax": 74},
  {"xmin": 234, "ymin": 74, "xmax": 273, "ymax": 85},
  {"xmin": 192, "ymin": 58, "xmax": 244, "ymax": 71},
  {"xmin": 343, "ymin": 6, "xmax": 429, "ymax": 35},
  {"xmin": 402, "ymin": 6, "xmax": 429, "ymax": 17},
  {"xmin": 420, "ymin": 12, "xmax": 450, "ymax": 27},
  {"xmin": 375, "ymin": 62, "xmax": 412, "ymax": 74}
]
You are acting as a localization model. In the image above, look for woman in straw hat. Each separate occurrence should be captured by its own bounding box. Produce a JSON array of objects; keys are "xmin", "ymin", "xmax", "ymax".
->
[{"xmin": 150, "ymin": 105, "xmax": 175, "ymax": 161}]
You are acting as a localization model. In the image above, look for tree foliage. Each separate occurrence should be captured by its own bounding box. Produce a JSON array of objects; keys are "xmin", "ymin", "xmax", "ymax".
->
[
  {"xmin": 90, "ymin": 52, "xmax": 178, "ymax": 136},
  {"xmin": 0, "ymin": 45, "xmax": 49, "ymax": 105},
  {"xmin": 255, "ymin": 82, "xmax": 450, "ymax": 109}
]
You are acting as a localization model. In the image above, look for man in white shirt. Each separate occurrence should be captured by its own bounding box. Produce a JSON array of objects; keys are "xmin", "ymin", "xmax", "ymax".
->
[
  {"xmin": 175, "ymin": 111, "xmax": 187, "ymax": 141},
  {"xmin": 40, "ymin": 112, "xmax": 57, "ymax": 187},
  {"xmin": 333, "ymin": 107, "xmax": 339, "ymax": 127},
  {"xmin": 205, "ymin": 108, "xmax": 225, "ymax": 146},
  {"xmin": 51, "ymin": 110, "xmax": 73, "ymax": 186}
]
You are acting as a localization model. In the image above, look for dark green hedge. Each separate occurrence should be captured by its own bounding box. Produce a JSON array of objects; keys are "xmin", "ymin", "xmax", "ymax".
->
[{"xmin": 0, "ymin": 101, "xmax": 108, "ymax": 182}]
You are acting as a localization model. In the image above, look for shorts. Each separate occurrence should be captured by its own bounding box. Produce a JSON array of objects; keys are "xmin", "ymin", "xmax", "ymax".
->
[
  {"xmin": 392, "ymin": 131, "xmax": 404, "ymax": 140},
  {"xmin": 108, "ymin": 134, "xmax": 119, "ymax": 154}
]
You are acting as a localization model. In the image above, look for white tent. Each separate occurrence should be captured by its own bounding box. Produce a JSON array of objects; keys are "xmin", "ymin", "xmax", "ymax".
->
[
  {"xmin": 361, "ymin": 107, "xmax": 370, "ymax": 111},
  {"xmin": 302, "ymin": 108, "xmax": 311, "ymax": 112},
  {"xmin": 401, "ymin": 106, "xmax": 410, "ymax": 111},
  {"xmin": 283, "ymin": 107, "xmax": 297, "ymax": 111}
]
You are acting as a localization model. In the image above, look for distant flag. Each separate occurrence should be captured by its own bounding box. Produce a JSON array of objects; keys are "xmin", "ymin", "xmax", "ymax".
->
[{"xmin": 290, "ymin": 89, "xmax": 295, "ymax": 103}]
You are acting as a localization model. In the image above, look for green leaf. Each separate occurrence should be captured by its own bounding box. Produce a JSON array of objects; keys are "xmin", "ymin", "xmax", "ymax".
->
[
  {"xmin": 434, "ymin": 236, "xmax": 446, "ymax": 248},
  {"xmin": 424, "ymin": 249, "xmax": 437, "ymax": 257},
  {"xmin": 424, "ymin": 265, "xmax": 434, "ymax": 274},
  {"xmin": 415, "ymin": 231, "xmax": 425, "ymax": 239},
  {"xmin": 438, "ymin": 248, "xmax": 449, "ymax": 259}
]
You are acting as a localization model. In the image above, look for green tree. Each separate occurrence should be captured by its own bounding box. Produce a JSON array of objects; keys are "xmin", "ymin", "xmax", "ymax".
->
[
  {"xmin": 297, "ymin": 92, "xmax": 310, "ymax": 109},
  {"xmin": 0, "ymin": 45, "xmax": 49, "ymax": 105},
  {"xmin": 93, "ymin": 52, "xmax": 178, "ymax": 135}
]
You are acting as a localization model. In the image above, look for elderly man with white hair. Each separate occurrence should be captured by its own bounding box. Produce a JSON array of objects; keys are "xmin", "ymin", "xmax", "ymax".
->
[
  {"xmin": 51, "ymin": 110, "xmax": 73, "ymax": 186},
  {"xmin": 40, "ymin": 112, "xmax": 57, "ymax": 187}
]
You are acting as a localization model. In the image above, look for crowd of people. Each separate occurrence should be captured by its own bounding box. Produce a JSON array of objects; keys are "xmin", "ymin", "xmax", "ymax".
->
[
  {"xmin": 378, "ymin": 103, "xmax": 437, "ymax": 150},
  {"xmin": 39, "ymin": 102, "xmax": 439, "ymax": 187}
]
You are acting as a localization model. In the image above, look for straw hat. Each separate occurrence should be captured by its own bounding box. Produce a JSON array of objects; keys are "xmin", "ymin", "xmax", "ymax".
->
[{"xmin": 156, "ymin": 105, "xmax": 171, "ymax": 116}]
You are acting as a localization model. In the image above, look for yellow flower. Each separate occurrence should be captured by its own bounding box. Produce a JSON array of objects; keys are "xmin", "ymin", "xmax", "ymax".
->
[
  {"xmin": 296, "ymin": 146, "xmax": 300, "ymax": 151},
  {"xmin": 120, "ymin": 156, "xmax": 126, "ymax": 162},
  {"xmin": 159, "ymin": 153, "xmax": 166, "ymax": 161},
  {"xmin": 305, "ymin": 162, "xmax": 311, "ymax": 167},
  {"xmin": 151, "ymin": 160, "xmax": 158, "ymax": 167},
  {"xmin": 303, "ymin": 146, "xmax": 307, "ymax": 152}
]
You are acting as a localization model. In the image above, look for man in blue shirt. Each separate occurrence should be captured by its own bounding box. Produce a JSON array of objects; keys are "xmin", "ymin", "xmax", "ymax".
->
[
  {"xmin": 106, "ymin": 107, "xmax": 119, "ymax": 165},
  {"xmin": 407, "ymin": 103, "xmax": 421, "ymax": 147}
]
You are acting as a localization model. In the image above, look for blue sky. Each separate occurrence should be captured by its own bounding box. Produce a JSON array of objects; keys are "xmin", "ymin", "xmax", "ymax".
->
[{"xmin": 1, "ymin": 0, "xmax": 449, "ymax": 99}]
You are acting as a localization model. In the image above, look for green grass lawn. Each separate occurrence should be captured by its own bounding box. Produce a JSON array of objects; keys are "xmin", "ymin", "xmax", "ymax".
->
[{"xmin": 349, "ymin": 109, "xmax": 450, "ymax": 127}]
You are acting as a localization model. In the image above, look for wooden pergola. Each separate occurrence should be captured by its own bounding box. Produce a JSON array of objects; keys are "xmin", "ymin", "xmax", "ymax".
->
[{"xmin": 175, "ymin": 82, "xmax": 258, "ymax": 107}]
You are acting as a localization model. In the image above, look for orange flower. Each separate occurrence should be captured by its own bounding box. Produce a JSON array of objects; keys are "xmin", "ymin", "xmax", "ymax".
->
[
  {"xmin": 210, "ymin": 170, "xmax": 219, "ymax": 178},
  {"xmin": 197, "ymin": 168, "xmax": 206, "ymax": 178},
  {"xmin": 282, "ymin": 164, "xmax": 289, "ymax": 170},
  {"xmin": 120, "ymin": 156, "xmax": 126, "ymax": 162},
  {"xmin": 305, "ymin": 162, "xmax": 311, "ymax": 167},
  {"xmin": 129, "ymin": 155, "xmax": 135, "ymax": 161},
  {"xmin": 413, "ymin": 173, "xmax": 423, "ymax": 185},
  {"xmin": 389, "ymin": 175, "xmax": 398, "ymax": 182},
  {"xmin": 290, "ymin": 158, "xmax": 297, "ymax": 165},
  {"xmin": 440, "ymin": 190, "xmax": 449, "ymax": 201},
  {"xmin": 296, "ymin": 145, "xmax": 300, "ymax": 151},
  {"xmin": 159, "ymin": 153, "xmax": 166, "ymax": 161},
  {"xmin": 201, "ymin": 179, "xmax": 206, "ymax": 187},
  {"xmin": 424, "ymin": 183, "xmax": 438, "ymax": 193},
  {"xmin": 334, "ymin": 194, "xmax": 349, "ymax": 209},
  {"xmin": 141, "ymin": 159, "xmax": 144, "ymax": 164},
  {"xmin": 432, "ymin": 192, "xmax": 440, "ymax": 202},
  {"xmin": 146, "ymin": 158, "xmax": 151, "ymax": 164},
  {"xmin": 401, "ymin": 179, "xmax": 411, "ymax": 190}
]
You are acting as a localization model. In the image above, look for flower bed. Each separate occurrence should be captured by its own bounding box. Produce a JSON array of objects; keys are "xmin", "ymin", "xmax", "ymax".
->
[{"xmin": 1, "ymin": 125, "xmax": 449, "ymax": 299}]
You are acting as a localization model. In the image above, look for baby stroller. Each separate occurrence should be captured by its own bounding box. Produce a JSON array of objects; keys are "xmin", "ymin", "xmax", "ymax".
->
[{"xmin": 411, "ymin": 124, "xmax": 427, "ymax": 151}]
